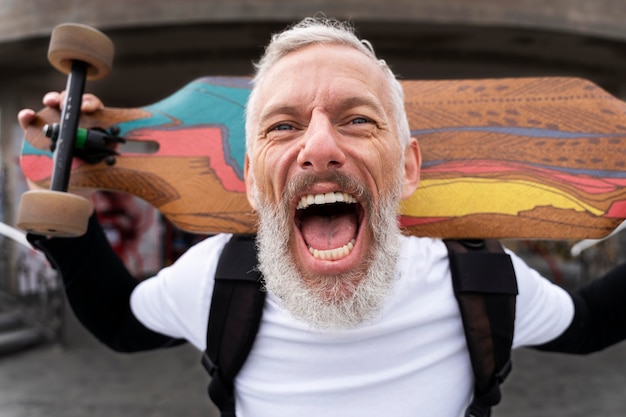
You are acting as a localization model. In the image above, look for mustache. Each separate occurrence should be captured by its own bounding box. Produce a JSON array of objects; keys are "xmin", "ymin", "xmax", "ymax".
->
[{"xmin": 283, "ymin": 171, "xmax": 369, "ymax": 204}]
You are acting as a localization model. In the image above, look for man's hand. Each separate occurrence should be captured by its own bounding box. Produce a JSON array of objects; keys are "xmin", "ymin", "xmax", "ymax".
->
[
  {"xmin": 17, "ymin": 91, "xmax": 104, "ymax": 130},
  {"xmin": 17, "ymin": 92, "xmax": 105, "ymax": 195}
]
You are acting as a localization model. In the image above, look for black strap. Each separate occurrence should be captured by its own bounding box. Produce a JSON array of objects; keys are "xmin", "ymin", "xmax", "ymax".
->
[
  {"xmin": 444, "ymin": 239, "xmax": 518, "ymax": 417},
  {"xmin": 202, "ymin": 235, "xmax": 265, "ymax": 417}
]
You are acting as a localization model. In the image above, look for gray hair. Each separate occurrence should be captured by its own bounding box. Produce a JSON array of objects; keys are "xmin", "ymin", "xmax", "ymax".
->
[{"xmin": 244, "ymin": 17, "xmax": 411, "ymax": 150}]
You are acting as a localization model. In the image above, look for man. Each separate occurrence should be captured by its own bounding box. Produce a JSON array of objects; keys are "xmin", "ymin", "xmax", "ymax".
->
[{"xmin": 18, "ymin": 17, "xmax": 626, "ymax": 417}]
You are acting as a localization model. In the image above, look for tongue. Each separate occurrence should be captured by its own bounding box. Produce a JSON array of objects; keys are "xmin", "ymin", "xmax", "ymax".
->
[{"xmin": 300, "ymin": 212, "xmax": 358, "ymax": 250}]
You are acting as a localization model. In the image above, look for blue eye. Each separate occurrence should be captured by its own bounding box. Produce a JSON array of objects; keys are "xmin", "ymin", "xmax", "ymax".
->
[
  {"xmin": 351, "ymin": 117, "xmax": 370, "ymax": 124},
  {"xmin": 270, "ymin": 123, "xmax": 294, "ymax": 131}
]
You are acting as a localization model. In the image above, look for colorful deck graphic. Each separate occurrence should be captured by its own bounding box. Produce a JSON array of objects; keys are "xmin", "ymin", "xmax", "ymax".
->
[{"xmin": 20, "ymin": 76, "xmax": 626, "ymax": 239}]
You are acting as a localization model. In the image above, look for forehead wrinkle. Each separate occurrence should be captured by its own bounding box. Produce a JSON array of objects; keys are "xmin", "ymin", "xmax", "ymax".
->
[
  {"xmin": 260, "ymin": 104, "xmax": 301, "ymax": 123},
  {"xmin": 257, "ymin": 82, "xmax": 311, "ymax": 124},
  {"xmin": 260, "ymin": 93, "xmax": 388, "ymax": 124},
  {"xmin": 338, "ymin": 95, "xmax": 387, "ymax": 119},
  {"xmin": 255, "ymin": 44, "xmax": 391, "ymax": 118}
]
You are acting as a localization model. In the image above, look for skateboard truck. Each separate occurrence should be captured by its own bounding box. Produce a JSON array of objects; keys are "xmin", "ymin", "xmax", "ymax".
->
[
  {"xmin": 16, "ymin": 23, "xmax": 114, "ymax": 237},
  {"xmin": 44, "ymin": 123, "xmax": 126, "ymax": 165}
]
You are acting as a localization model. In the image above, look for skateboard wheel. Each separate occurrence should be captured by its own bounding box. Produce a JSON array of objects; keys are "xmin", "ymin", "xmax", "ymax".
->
[
  {"xmin": 17, "ymin": 190, "xmax": 93, "ymax": 237},
  {"xmin": 48, "ymin": 23, "xmax": 114, "ymax": 80}
]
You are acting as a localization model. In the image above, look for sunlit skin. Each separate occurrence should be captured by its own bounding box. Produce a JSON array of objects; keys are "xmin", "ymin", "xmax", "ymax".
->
[{"xmin": 244, "ymin": 44, "xmax": 420, "ymax": 291}]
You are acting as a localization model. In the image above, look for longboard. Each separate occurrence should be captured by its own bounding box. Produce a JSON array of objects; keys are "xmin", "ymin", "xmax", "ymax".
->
[{"xmin": 20, "ymin": 76, "xmax": 626, "ymax": 239}]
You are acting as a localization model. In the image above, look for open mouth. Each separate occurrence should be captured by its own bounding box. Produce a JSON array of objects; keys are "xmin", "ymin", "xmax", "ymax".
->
[{"xmin": 295, "ymin": 191, "xmax": 363, "ymax": 261}]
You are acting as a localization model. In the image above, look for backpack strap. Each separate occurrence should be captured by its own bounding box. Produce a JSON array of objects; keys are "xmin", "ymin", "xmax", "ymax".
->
[
  {"xmin": 201, "ymin": 235, "xmax": 265, "ymax": 417},
  {"xmin": 202, "ymin": 236, "xmax": 517, "ymax": 417},
  {"xmin": 444, "ymin": 239, "xmax": 518, "ymax": 417}
]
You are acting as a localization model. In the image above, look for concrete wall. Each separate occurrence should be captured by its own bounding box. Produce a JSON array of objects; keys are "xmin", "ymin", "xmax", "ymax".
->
[{"xmin": 3, "ymin": 0, "xmax": 626, "ymax": 42}]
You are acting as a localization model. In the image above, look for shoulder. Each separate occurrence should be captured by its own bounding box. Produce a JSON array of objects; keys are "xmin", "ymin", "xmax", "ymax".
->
[
  {"xmin": 171, "ymin": 233, "xmax": 233, "ymax": 269},
  {"xmin": 399, "ymin": 235, "xmax": 448, "ymax": 262},
  {"xmin": 151, "ymin": 232, "xmax": 233, "ymax": 298},
  {"xmin": 130, "ymin": 233, "xmax": 232, "ymax": 348},
  {"xmin": 153, "ymin": 233, "xmax": 233, "ymax": 287},
  {"xmin": 397, "ymin": 235, "xmax": 451, "ymax": 284}
]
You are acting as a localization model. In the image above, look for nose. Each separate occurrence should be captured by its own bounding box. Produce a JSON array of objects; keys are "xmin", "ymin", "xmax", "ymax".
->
[{"xmin": 297, "ymin": 111, "xmax": 346, "ymax": 172}]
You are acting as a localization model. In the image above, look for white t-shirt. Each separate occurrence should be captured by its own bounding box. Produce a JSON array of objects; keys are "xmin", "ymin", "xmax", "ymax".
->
[{"xmin": 131, "ymin": 234, "xmax": 573, "ymax": 417}]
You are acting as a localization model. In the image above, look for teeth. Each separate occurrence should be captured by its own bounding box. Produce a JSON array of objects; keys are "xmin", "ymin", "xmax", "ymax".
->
[
  {"xmin": 297, "ymin": 192, "xmax": 358, "ymax": 261},
  {"xmin": 308, "ymin": 239, "xmax": 356, "ymax": 261},
  {"xmin": 297, "ymin": 192, "xmax": 356, "ymax": 210}
]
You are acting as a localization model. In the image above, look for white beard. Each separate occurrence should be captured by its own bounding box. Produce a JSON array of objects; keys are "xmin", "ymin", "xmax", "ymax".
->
[{"xmin": 253, "ymin": 171, "xmax": 403, "ymax": 331}]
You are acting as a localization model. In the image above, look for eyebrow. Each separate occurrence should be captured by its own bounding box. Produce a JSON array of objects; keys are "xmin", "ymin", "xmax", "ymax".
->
[
  {"xmin": 339, "ymin": 96, "xmax": 387, "ymax": 116},
  {"xmin": 259, "ymin": 105, "xmax": 299, "ymax": 123},
  {"xmin": 259, "ymin": 95, "xmax": 387, "ymax": 122}
]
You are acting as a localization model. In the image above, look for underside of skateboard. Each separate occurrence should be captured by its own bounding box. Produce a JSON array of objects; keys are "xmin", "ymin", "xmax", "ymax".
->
[{"xmin": 16, "ymin": 23, "xmax": 626, "ymax": 242}]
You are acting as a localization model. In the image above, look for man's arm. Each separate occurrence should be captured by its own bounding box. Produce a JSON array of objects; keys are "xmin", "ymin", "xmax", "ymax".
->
[
  {"xmin": 28, "ymin": 213, "xmax": 185, "ymax": 352},
  {"xmin": 534, "ymin": 262, "xmax": 626, "ymax": 354}
]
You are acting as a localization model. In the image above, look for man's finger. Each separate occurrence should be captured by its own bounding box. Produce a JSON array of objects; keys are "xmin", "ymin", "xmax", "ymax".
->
[
  {"xmin": 81, "ymin": 93, "xmax": 104, "ymax": 112},
  {"xmin": 42, "ymin": 91, "xmax": 104, "ymax": 113},
  {"xmin": 42, "ymin": 91, "xmax": 62, "ymax": 108},
  {"xmin": 17, "ymin": 109, "xmax": 37, "ymax": 130}
]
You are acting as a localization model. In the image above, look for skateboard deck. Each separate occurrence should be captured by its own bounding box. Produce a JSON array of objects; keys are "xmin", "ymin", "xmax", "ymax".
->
[{"xmin": 20, "ymin": 76, "xmax": 626, "ymax": 239}]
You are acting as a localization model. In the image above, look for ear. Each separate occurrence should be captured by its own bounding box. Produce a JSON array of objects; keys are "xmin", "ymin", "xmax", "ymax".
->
[
  {"xmin": 401, "ymin": 138, "xmax": 421, "ymax": 200},
  {"xmin": 244, "ymin": 154, "xmax": 258, "ymax": 211}
]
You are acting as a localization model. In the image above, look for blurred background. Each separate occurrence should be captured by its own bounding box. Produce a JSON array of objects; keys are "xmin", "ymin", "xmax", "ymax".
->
[{"xmin": 1, "ymin": 1, "xmax": 626, "ymax": 416}]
